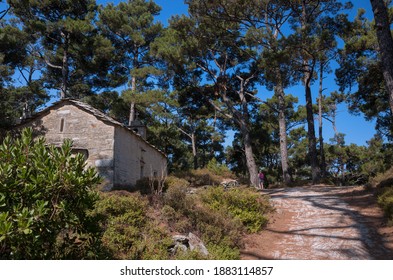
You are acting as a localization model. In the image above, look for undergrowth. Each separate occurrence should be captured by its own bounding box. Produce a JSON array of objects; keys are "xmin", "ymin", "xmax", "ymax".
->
[
  {"xmin": 161, "ymin": 184, "xmax": 271, "ymax": 259},
  {"xmin": 370, "ymin": 167, "xmax": 393, "ymax": 225},
  {"xmin": 90, "ymin": 191, "xmax": 173, "ymax": 260},
  {"xmin": 173, "ymin": 166, "xmax": 235, "ymax": 188},
  {"xmin": 200, "ymin": 187, "xmax": 271, "ymax": 233},
  {"xmin": 89, "ymin": 182, "xmax": 272, "ymax": 260}
]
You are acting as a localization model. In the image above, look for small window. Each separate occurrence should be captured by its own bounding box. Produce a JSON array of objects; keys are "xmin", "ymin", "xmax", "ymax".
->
[
  {"xmin": 71, "ymin": 149, "xmax": 89, "ymax": 160},
  {"xmin": 60, "ymin": 118, "xmax": 65, "ymax": 132},
  {"xmin": 140, "ymin": 165, "xmax": 144, "ymax": 179}
]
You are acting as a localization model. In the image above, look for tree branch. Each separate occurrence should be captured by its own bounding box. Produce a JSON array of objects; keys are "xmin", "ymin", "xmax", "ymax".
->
[
  {"xmin": 209, "ymin": 100, "xmax": 233, "ymax": 120},
  {"xmin": 0, "ymin": 7, "xmax": 10, "ymax": 20},
  {"xmin": 245, "ymin": 91, "xmax": 279, "ymax": 113},
  {"xmin": 38, "ymin": 52, "xmax": 62, "ymax": 70},
  {"xmin": 177, "ymin": 126, "xmax": 192, "ymax": 140}
]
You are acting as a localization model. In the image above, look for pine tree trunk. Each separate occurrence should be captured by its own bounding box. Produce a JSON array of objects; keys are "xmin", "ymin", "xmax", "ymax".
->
[
  {"xmin": 332, "ymin": 104, "xmax": 338, "ymax": 136},
  {"xmin": 191, "ymin": 132, "xmax": 198, "ymax": 169},
  {"xmin": 274, "ymin": 73, "xmax": 291, "ymax": 185},
  {"xmin": 305, "ymin": 71, "xmax": 320, "ymax": 184},
  {"xmin": 240, "ymin": 124, "xmax": 259, "ymax": 187},
  {"xmin": 318, "ymin": 64, "xmax": 326, "ymax": 178},
  {"xmin": 237, "ymin": 77, "xmax": 259, "ymax": 187},
  {"xmin": 128, "ymin": 76, "xmax": 137, "ymax": 126},
  {"xmin": 301, "ymin": 0, "xmax": 320, "ymax": 184},
  {"xmin": 60, "ymin": 32, "xmax": 69, "ymax": 99},
  {"xmin": 370, "ymin": 0, "xmax": 393, "ymax": 115}
]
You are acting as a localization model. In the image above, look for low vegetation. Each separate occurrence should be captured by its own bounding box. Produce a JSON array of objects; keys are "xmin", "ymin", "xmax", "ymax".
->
[
  {"xmin": 0, "ymin": 129, "xmax": 271, "ymax": 260},
  {"xmin": 371, "ymin": 167, "xmax": 393, "ymax": 225},
  {"xmin": 90, "ymin": 191, "xmax": 173, "ymax": 260},
  {"xmin": 0, "ymin": 129, "xmax": 102, "ymax": 259},
  {"xmin": 94, "ymin": 182, "xmax": 271, "ymax": 260}
]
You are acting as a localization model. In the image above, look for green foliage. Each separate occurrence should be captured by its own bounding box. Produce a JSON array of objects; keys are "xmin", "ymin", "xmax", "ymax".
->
[
  {"xmin": 370, "ymin": 167, "xmax": 393, "ymax": 225},
  {"xmin": 0, "ymin": 23, "xmax": 29, "ymax": 86},
  {"xmin": 83, "ymin": 91, "xmax": 129, "ymax": 125},
  {"xmin": 206, "ymin": 158, "xmax": 231, "ymax": 176},
  {"xmin": 323, "ymin": 135, "xmax": 393, "ymax": 185},
  {"xmin": 200, "ymin": 187, "xmax": 270, "ymax": 233},
  {"xmin": 91, "ymin": 191, "xmax": 172, "ymax": 260},
  {"xmin": 7, "ymin": 0, "xmax": 118, "ymax": 98},
  {"xmin": 163, "ymin": 185, "xmax": 191, "ymax": 212},
  {"xmin": 99, "ymin": 0, "xmax": 165, "ymax": 119},
  {"xmin": 165, "ymin": 175, "xmax": 190, "ymax": 189},
  {"xmin": 377, "ymin": 187, "xmax": 393, "ymax": 225},
  {"xmin": 162, "ymin": 184, "xmax": 271, "ymax": 259},
  {"xmin": 162, "ymin": 185, "xmax": 242, "ymax": 259},
  {"xmin": 173, "ymin": 168, "xmax": 232, "ymax": 187},
  {"xmin": 0, "ymin": 128, "xmax": 101, "ymax": 259},
  {"xmin": 336, "ymin": 8, "xmax": 393, "ymax": 138}
]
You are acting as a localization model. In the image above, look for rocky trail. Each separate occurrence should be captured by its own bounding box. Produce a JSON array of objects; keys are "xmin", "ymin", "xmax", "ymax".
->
[{"xmin": 241, "ymin": 186, "xmax": 393, "ymax": 260}]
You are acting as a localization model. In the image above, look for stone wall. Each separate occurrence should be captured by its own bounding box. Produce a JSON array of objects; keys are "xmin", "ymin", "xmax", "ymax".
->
[
  {"xmin": 18, "ymin": 101, "xmax": 167, "ymax": 190},
  {"xmin": 21, "ymin": 103, "xmax": 115, "ymax": 189},
  {"xmin": 114, "ymin": 126, "xmax": 167, "ymax": 187}
]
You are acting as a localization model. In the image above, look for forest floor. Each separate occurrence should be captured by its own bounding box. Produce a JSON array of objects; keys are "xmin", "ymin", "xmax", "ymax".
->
[{"xmin": 241, "ymin": 186, "xmax": 393, "ymax": 260}]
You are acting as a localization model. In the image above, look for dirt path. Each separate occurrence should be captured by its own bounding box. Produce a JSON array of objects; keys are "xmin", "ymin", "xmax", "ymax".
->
[{"xmin": 241, "ymin": 186, "xmax": 393, "ymax": 260}]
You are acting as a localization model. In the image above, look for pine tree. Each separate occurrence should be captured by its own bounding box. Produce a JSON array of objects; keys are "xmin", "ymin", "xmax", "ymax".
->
[
  {"xmin": 335, "ymin": 8, "xmax": 393, "ymax": 138},
  {"xmin": 156, "ymin": 4, "xmax": 261, "ymax": 186},
  {"xmin": 370, "ymin": 0, "xmax": 393, "ymax": 115},
  {"xmin": 8, "ymin": 0, "xmax": 113, "ymax": 99},
  {"xmin": 98, "ymin": 0, "xmax": 164, "ymax": 126},
  {"xmin": 288, "ymin": 0, "xmax": 350, "ymax": 184}
]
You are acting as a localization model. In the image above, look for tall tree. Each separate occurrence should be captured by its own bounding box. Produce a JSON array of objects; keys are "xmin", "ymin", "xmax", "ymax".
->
[
  {"xmin": 8, "ymin": 0, "xmax": 113, "ymax": 99},
  {"xmin": 370, "ymin": 0, "xmax": 393, "ymax": 115},
  {"xmin": 0, "ymin": 18, "xmax": 28, "ymax": 89},
  {"xmin": 156, "ymin": 9, "xmax": 261, "ymax": 186},
  {"xmin": 179, "ymin": 0, "xmax": 295, "ymax": 185},
  {"xmin": 315, "ymin": 12, "xmax": 347, "ymax": 177},
  {"xmin": 0, "ymin": 8, "xmax": 32, "ymax": 133},
  {"xmin": 152, "ymin": 29, "xmax": 227, "ymax": 171},
  {"xmin": 244, "ymin": 0, "xmax": 295, "ymax": 185},
  {"xmin": 98, "ymin": 0, "xmax": 164, "ymax": 126},
  {"xmin": 256, "ymin": 93, "xmax": 303, "ymax": 183},
  {"xmin": 288, "ymin": 0, "xmax": 350, "ymax": 184},
  {"xmin": 335, "ymin": 9, "xmax": 393, "ymax": 138},
  {"xmin": 174, "ymin": 86, "xmax": 225, "ymax": 169}
]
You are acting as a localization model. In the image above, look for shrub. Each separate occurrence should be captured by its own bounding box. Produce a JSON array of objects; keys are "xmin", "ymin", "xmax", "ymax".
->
[
  {"xmin": 188, "ymin": 204, "xmax": 242, "ymax": 259},
  {"xmin": 165, "ymin": 175, "xmax": 190, "ymax": 189},
  {"xmin": 206, "ymin": 158, "xmax": 232, "ymax": 177},
  {"xmin": 91, "ymin": 191, "xmax": 172, "ymax": 259},
  {"xmin": 369, "ymin": 167, "xmax": 393, "ymax": 224},
  {"xmin": 377, "ymin": 187, "xmax": 393, "ymax": 225},
  {"xmin": 162, "ymin": 185, "xmax": 249, "ymax": 259},
  {"xmin": 174, "ymin": 168, "xmax": 227, "ymax": 187},
  {"xmin": 164, "ymin": 185, "xmax": 193, "ymax": 213},
  {"xmin": 0, "ymin": 128, "xmax": 101, "ymax": 259},
  {"xmin": 200, "ymin": 187, "xmax": 271, "ymax": 233},
  {"xmin": 161, "ymin": 205, "xmax": 191, "ymax": 233}
]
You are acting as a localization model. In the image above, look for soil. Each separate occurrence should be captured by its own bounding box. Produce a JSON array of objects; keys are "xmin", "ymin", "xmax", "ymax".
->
[{"xmin": 241, "ymin": 186, "xmax": 393, "ymax": 260}]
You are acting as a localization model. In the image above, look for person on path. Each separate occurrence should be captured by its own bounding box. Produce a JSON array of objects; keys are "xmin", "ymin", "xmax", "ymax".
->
[{"xmin": 258, "ymin": 170, "xmax": 265, "ymax": 190}]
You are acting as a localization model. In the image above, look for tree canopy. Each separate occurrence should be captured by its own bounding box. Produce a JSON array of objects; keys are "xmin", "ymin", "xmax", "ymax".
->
[{"xmin": 1, "ymin": 0, "xmax": 392, "ymax": 186}]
